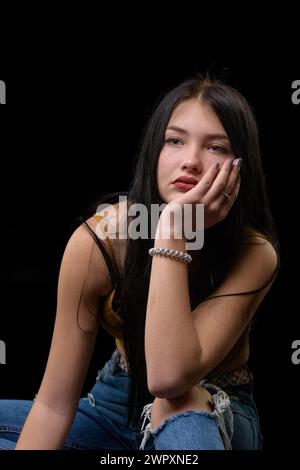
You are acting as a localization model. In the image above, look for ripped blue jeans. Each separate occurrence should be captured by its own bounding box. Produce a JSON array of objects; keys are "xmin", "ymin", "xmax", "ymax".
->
[{"xmin": 0, "ymin": 349, "xmax": 263, "ymax": 450}]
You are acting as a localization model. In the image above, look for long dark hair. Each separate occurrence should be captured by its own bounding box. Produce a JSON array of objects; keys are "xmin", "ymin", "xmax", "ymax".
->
[{"xmin": 81, "ymin": 76, "xmax": 280, "ymax": 429}]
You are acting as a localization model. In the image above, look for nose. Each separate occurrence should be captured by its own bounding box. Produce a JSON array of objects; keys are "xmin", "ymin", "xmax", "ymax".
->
[{"xmin": 180, "ymin": 150, "xmax": 203, "ymax": 173}]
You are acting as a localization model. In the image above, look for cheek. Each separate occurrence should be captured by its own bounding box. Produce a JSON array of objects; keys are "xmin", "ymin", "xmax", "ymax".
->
[
  {"xmin": 202, "ymin": 153, "xmax": 226, "ymax": 172},
  {"xmin": 157, "ymin": 156, "xmax": 168, "ymax": 186},
  {"xmin": 157, "ymin": 152, "xmax": 175, "ymax": 175}
]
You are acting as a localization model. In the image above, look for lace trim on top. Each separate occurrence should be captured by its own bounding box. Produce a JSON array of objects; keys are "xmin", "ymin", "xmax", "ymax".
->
[{"xmin": 204, "ymin": 364, "xmax": 253, "ymax": 387}]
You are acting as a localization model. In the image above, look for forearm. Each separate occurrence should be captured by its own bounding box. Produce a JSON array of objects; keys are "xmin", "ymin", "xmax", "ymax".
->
[
  {"xmin": 145, "ymin": 222, "xmax": 201, "ymax": 396},
  {"xmin": 15, "ymin": 399, "xmax": 76, "ymax": 450}
]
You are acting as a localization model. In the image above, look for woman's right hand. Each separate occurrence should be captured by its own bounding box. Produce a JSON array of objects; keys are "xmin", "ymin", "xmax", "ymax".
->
[{"xmin": 160, "ymin": 158, "xmax": 241, "ymax": 233}]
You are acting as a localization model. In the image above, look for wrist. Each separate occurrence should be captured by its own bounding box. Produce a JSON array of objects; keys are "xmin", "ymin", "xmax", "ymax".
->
[
  {"xmin": 154, "ymin": 231, "xmax": 186, "ymax": 251},
  {"xmin": 156, "ymin": 204, "xmax": 186, "ymax": 242}
]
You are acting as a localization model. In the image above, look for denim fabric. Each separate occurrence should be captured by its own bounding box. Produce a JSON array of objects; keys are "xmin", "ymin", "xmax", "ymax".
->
[
  {"xmin": 223, "ymin": 385, "xmax": 264, "ymax": 450},
  {"xmin": 0, "ymin": 349, "xmax": 263, "ymax": 450},
  {"xmin": 140, "ymin": 408, "xmax": 226, "ymax": 450}
]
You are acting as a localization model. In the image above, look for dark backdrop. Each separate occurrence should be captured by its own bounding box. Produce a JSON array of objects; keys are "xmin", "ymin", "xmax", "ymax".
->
[{"xmin": 0, "ymin": 50, "xmax": 299, "ymax": 453}]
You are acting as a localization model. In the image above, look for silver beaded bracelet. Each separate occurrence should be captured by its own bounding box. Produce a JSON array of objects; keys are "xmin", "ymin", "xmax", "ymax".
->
[{"xmin": 148, "ymin": 247, "xmax": 192, "ymax": 264}]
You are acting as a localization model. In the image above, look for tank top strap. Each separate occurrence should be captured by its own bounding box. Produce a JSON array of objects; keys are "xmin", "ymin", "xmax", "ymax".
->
[
  {"xmin": 93, "ymin": 213, "xmax": 118, "ymax": 267},
  {"xmin": 106, "ymin": 235, "xmax": 117, "ymax": 265}
]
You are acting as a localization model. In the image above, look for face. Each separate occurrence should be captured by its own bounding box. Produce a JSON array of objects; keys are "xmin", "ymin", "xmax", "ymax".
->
[{"xmin": 157, "ymin": 98, "xmax": 236, "ymax": 203}]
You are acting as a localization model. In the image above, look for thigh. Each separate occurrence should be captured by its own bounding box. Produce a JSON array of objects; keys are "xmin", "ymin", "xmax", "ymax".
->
[
  {"xmin": 0, "ymin": 399, "xmax": 33, "ymax": 449},
  {"xmin": 63, "ymin": 392, "xmax": 137, "ymax": 450},
  {"xmin": 71, "ymin": 365, "xmax": 140, "ymax": 450},
  {"xmin": 58, "ymin": 356, "xmax": 140, "ymax": 451},
  {"xmin": 230, "ymin": 397, "xmax": 263, "ymax": 450},
  {"xmin": 0, "ymin": 393, "xmax": 137, "ymax": 451},
  {"xmin": 0, "ymin": 350, "xmax": 139, "ymax": 451}
]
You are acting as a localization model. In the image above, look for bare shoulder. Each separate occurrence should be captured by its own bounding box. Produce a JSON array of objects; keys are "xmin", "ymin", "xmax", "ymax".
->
[
  {"xmin": 60, "ymin": 220, "xmax": 114, "ymax": 298},
  {"xmin": 240, "ymin": 228, "xmax": 278, "ymax": 274},
  {"xmin": 92, "ymin": 199, "xmax": 129, "ymax": 235},
  {"xmin": 222, "ymin": 229, "xmax": 278, "ymax": 294},
  {"xmin": 208, "ymin": 230, "xmax": 278, "ymax": 301},
  {"xmin": 91, "ymin": 200, "xmax": 128, "ymax": 270}
]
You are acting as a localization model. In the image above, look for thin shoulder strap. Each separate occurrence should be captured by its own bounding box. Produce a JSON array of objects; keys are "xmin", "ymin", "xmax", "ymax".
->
[
  {"xmin": 205, "ymin": 263, "xmax": 279, "ymax": 302},
  {"xmin": 93, "ymin": 213, "xmax": 118, "ymax": 266},
  {"xmin": 84, "ymin": 217, "xmax": 120, "ymax": 288},
  {"xmin": 106, "ymin": 235, "xmax": 118, "ymax": 266}
]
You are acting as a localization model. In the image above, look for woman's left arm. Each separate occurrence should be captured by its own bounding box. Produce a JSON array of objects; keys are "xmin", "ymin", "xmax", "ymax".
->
[{"xmin": 145, "ymin": 231, "xmax": 277, "ymax": 399}]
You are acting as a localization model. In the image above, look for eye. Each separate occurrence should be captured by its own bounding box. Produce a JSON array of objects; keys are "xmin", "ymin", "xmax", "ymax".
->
[
  {"xmin": 208, "ymin": 144, "xmax": 227, "ymax": 154},
  {"xmin": 165, "ymin": 138, "xmax": 183, "ymax": 146}
]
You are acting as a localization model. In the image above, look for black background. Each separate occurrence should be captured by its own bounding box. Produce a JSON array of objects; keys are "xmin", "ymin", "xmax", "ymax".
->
[{"xmin": 0, "ymin": 36, "xmax": 299, "ymax": 457}]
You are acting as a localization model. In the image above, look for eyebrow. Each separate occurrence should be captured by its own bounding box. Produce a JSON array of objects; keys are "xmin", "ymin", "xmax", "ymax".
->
[{"xmin": 166, "ymin": 126, "xmax": 229, "ymax": 141}]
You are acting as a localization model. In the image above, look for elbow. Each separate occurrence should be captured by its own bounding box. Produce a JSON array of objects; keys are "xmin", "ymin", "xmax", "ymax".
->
[
  {"xmin": 148, "ymin": 381, "xmax": 182, "ymax": 399},
  {"xmin": 147, "ymin": 370, "xmax": 183, "ymax": 398},
  {"xmin": 147, "ymin": 350, "xmax": 204, "ymax": 398},
  {"xmin": 148, "ymin": 370, "xmax": 201, "ymax": 399}
]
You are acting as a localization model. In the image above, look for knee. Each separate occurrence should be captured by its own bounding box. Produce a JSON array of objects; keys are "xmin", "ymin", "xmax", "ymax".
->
[{"xmin": 150, "ymin": 384, "xmax": 213, "ymax": 429}]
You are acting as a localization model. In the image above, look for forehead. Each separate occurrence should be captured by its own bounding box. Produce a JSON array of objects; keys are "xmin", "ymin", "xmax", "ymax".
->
[{"xmin": 167, "ymin": 98, "xmax": 225, "ymax": 134}]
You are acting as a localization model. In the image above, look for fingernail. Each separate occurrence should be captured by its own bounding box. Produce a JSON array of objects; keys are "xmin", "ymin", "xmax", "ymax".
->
[
  {"xmin": 227, "ymin": 159, "xmax": 233, "ymax": 168},
  {"xmin": 234, "ymin": 158, "xmax": 242, "ymax": 167},
  {"xmin": 214, "ymin": 162, "xmax": 220, "ymax": 170}
]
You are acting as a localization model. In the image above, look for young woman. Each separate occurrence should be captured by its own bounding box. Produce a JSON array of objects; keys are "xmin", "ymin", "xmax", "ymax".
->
[{"xmin": 0, "ymin": 77, "xmax": 279, "ymax": 450}]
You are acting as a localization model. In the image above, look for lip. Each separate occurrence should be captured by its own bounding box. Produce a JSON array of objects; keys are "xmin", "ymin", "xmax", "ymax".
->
[
  {"xmin": 174, "ymin": 176, "xmax": 199, "ymax": 185},
  {"xmin": 174, "ymin": 181, "xmax": 197, "ymax": 191},
  {"xmin": 173, "ymin": 176, "xmax": 199, "ymax": 191}
]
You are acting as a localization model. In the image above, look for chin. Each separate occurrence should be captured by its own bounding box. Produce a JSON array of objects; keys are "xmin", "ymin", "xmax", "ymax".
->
[
  {"xmin": 160, "ymin": 196, "xmax": 172, "ymax": 204},
  {"xmin": 157, "ymin": 191, "xmax": 168, "ymax": 204}
]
